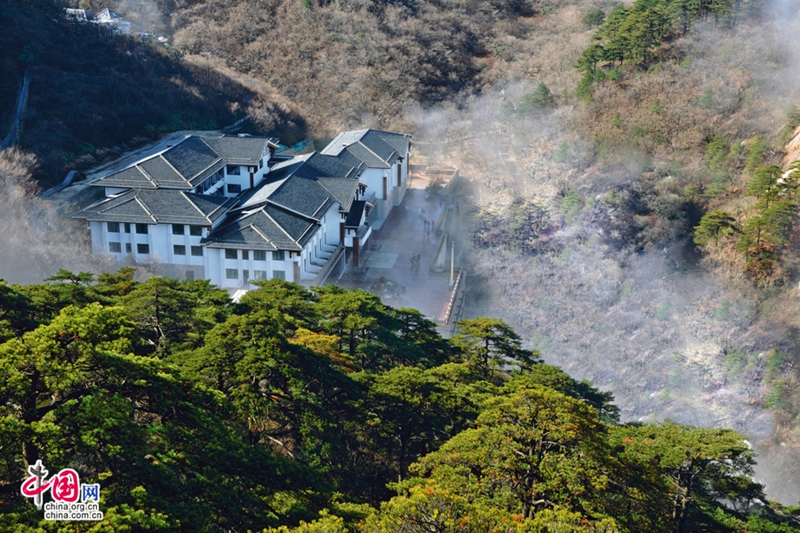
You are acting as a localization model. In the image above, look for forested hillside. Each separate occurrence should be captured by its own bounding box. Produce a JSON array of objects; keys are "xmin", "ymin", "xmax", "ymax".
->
[
  {"xmin": 1, "ymin": 273, "xmax": 798, "ymax": 532},
  {"xmin": 0, "ymin": 0, "xmax": 306, "ymax": 185}
]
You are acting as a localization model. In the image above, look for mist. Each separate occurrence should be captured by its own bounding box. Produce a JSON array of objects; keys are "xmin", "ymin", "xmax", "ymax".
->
[
  {"xmin": 402, "ymin": 4, "xmax": 800, "ymax": 501},
  {"xmin": 0, "ymin": 148, "xmax": 114, "ymax": 285}
]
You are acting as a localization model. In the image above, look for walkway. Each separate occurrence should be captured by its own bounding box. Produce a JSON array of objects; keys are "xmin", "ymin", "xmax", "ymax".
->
[{"xmin": 336, "ymin": 175, "xmax": 455, "ymax": 324}]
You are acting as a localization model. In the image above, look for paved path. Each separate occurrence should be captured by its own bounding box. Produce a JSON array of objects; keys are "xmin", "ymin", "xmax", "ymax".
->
[{"xmin": 336, "ymin": 177, "xmax": 454, "ymax": 323}]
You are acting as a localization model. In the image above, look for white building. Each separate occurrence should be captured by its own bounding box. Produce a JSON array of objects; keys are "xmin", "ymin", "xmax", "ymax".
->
[
  {"xmin": 64, "ymin": 8, "xmax": 132, "ymax": 34},
  {"xmin": 74, "ymin": 130, "xmax": 411, "ymax": 289}
]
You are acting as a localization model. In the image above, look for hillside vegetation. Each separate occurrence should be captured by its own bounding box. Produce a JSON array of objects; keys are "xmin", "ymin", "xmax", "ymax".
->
[
  {"xmin": 0, "ymin": 0, "xmax": 307, "ymax": 185},
  {"xmin": 1, "ymin": 274, "xmax": 798, "ymax": 532}
]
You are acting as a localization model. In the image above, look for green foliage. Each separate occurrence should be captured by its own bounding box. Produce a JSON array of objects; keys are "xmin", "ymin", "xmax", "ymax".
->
[
  {"xmin": 651, "ymin": 98, "xmax": 662, "ymax": 114},
  {"xmin": 694, "ymin": 209, "xmax": 737, "ymax": 245},
  {"xmin": 779, "ymin": 104, "xmax": 800, "ymax": 145},
  {"xmin": 472, "ymin": 195, "xmax": 550, "ymax": 255},
  {"xmin": 705, "ymin": 134, "xmax": 731, "ymax": 171},
  {"xmin": 405, "ymin": 386, "xmax": 611, "ymax": 520},
  {"xmin": 655, "ymin": 301, "xmax": 670, "ymax": 320},
  {"xmin": 561, "ymin": 187, "xmax": 585, "ymax": 220},
  {"xmin": 698, "ymin": 89, "xmax": 713, "ymax": 108},
  {"xmin": 764, "ymin": 348, "xmax": 786, "ymax": 382},
  {"xmin": 733, "ymin": 165, "xmax": 800, "ymax": 280},
  {"xmin": 553, "ymin": 142, "xmax": 568, "ymax": 162},
  {"xmin": 0, "ymin": 276, "xmax": 791, "ymax": 532},
  {"xmin": 722, "ymin": 346, "xmax": 747, "ymax": 375},
  {"xmin": 582, "ymin": 9, "xmax": 606, "ymax": 27},
  {"xmin": 746, "ymin": 135, "xmax": 769, "ymax": 173},
  {"xmin": 574, "ymin": 0, "xmax": 746, "ymax": 96},
  {"xmin": 612, "ymin": 422, "xmax": 763, "ymax": 533},
  {"xmin": 704, "ymin": 171, "xmax": 732, "ymax": 198},
  {"xmin": 452, "ymin": 318, "xmax": 540, "ymax": 379},
  {"xmin": 517, "ymin": 83, "xmax": 555, "ymax": 116},
  {"xmin": 763, "ymin": 379, "xmax": 791, "ymax": 410},
  {"xmin": 576, "ymin": 72, "xmax": 595, "ymax": 101}
]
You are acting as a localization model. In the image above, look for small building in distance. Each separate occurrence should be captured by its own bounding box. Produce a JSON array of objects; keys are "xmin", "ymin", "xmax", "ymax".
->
[
  {"xmin": 73, "ymin": 130, "xmax": 411, "ymax": 291},
  {"xmin": 64, "ymin": 7, "xmax": 131, "ymax": 34}
]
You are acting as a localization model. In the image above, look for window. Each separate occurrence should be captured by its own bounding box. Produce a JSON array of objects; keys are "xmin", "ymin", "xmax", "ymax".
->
[
  {"xmin": 225, "ymin": 249, "xmax": 237, "ymax": 260},
  {"xmin": 124, "ymin": 223, "xmax": 131, "ymax": 233},
  {"xmin": 226, "ymin": 268, "xmax": 238, "ymax": 279},
  {"xmin": 135, "ymin": 223, "xmax": 148, "ymax": 234},
  {"xmin": 107, "ymin": 222, "xmax": 120, "ymax": 233},
  {"xmin": 253, "ymin": 270, "xmax": 267, "ymax": 280},
  {"xmin": 137, "ymin": 243, "xmax": 150, "ymax": 254},
  {"xmin": 227, "ymin": 184, "xmax": 241, "ymax": 194},
  {"xmin": 191, "ymin": 246, "xmax": 203, "ymax": 257},
  {"xmin": 272, "ymin": 250, "xmax": 285, "ymax": 261},
  {"xmin": 226, "ymin": 165, "xmax": 241, "ymax": 175},
  {"xmin": 108, "ymin": 242, "xmax": 121, "ymax": 253},
  {"xmin": 253, "ymin": 250, "xmax": 266, "ymax": 261},
  {"xmin": 242, "ymin": 250, "xmax": 249, "ymax": 260},
  {"xmin": 174, "ymin": 245, "xmax": 186, "ymax": 255},
  {"xmin": 172, "ymin": 224, "xmax": 185, "ymax": 235},
  {"xmin": 125, "ymin": 243, "xmax": 132, "ymax": 253},
  {"xmin": 272, "ymin": 270, "xmax": 286, "ymax": 280},
  {"xmin": 185, "ymin": 270, "xmax": 194, "ymax": 281},
  {"xmin": 190, "ymin": 226, "xmax": 203, "ymax": 236}
]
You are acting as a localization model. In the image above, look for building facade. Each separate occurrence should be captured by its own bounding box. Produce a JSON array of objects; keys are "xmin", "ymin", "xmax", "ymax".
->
[{"xmin": 74, "ymin": 130, "xmax": 411, "ymax": 290}]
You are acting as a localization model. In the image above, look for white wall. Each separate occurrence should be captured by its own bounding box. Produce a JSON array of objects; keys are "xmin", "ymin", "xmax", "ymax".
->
[
  {"xmin": 322, "ymin": 206, "xmax": 341, "ymax": 246},
  {"xmin": 205, "ymin": 246, "xmax": 297, "ymax": 289}
]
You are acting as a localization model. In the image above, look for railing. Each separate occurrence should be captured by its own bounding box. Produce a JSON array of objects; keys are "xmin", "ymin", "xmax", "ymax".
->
[
  {"xmin": 443, "ymin": 270, "xmax": 465, "ymax": 326},
  {"xmin": 1, "ymin": 69, "xmax": 30, "ymax": 150},
  {"xmin": 312, "ymin": 244, "xmax": 344, "ymax": 285},
  {"xmin": 356, "ymin": 224, "xmax": 371, "ymax": 238}
]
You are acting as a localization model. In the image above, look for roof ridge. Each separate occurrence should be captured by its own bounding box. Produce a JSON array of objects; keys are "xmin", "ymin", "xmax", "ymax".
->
[
  {"xmin": 250, "ymin": 223, "xmax": 275, "ymax": 247},
  {"xmin": 182, "ymin": 191, "xmax": 211, "ymax": 224},
  {"xmin": 197, "ymin": 136, "xmax": 224, "ymax": 161},
  {"xmin": 261, "ymin": 208, "xmax": 298, "ymax": 244},
  {"xmin": 96, "ymin": 191, "xmax": 134, "ymax": 214},
  {"xmin": 187, "ymin": 158, "xmax": 222, "ymax": 184},
  {"xmin": 157, "ymin": 154, "xmax": 188, "ymax": 185},
  {"xmin": 133, "ymin": 193, "xmax": 157, "ymax": 223},
  {"xmin": 265, "ymin": 199, "xmax": 320, "ymax": 223},
  {"xmin": 135, "ymin": 164, "xmax": 158, "ymax": 188},
  {"xmin": 356, "ymin": 140, "xmax": 391, "ymax": 164},
  {"xmin": 311, "ymin": 197, "xmax": 329, "ymax": 218}
]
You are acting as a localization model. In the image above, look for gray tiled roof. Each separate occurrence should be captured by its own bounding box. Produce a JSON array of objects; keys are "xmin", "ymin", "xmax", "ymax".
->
[
  {"xmin": 345, "ymin": 200, "xmax": 366, "ymax": 228},
  {"xmin": 75, "ymin": 189, "xmax": 235, "ymax": 225},
  {"xmin": 321, "ymin": 129, "xmax": 411, "ymax": 168},
  {"xmin": 317, "ymin": 178, "xmax": 359, "ymax": 212},
  {"xmin": 202, "ymin": 206, "xmax": 315, "ymax": 251},
  {"xmin": 161, "ymin": 136, "xmax": 220, "ymax": 183},
  {"xmin": 93, "ymin": 134, "xmax": 274, "ymax": 190},
  {"xmin": 237, "ymin": 153, "xmax": 360, "ymax": 215},
  {"xmin": 203, "ymin": 136, "xmax": 276, "ymax": 165},
  {"xmin": 139, "ymin": 156, "xmax": 186, "ymax": 188}
]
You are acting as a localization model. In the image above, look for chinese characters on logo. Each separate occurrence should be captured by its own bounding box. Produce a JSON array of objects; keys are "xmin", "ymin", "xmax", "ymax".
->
[{"xmin": 20, "ymin": 460, "xmax": 103, "ymax": 521}]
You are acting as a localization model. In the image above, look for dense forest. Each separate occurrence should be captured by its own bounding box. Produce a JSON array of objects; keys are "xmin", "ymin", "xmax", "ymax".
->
[{"xmin": 1, "ymin": 272, "xmax": 799, "ymax": 532}]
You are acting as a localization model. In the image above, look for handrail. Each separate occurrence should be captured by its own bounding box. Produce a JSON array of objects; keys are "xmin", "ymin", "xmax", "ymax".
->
[
  {"xmin": 443, "ymin": 270, "xmax": 464, "ymax": 326},
  {"xmin": 313, "ymin": 244, "xmax": 344, "ymax": 285}
]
